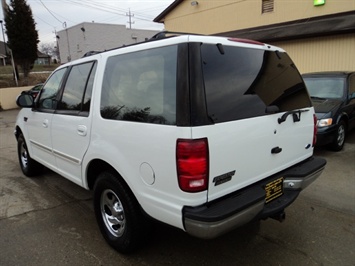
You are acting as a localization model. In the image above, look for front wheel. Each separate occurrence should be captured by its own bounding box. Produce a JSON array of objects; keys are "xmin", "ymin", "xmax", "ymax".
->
[
  {"xmin": 329, "ymin": 120, "xmax": 346, "ymax": 151},
  {"xmin": 93, "ymin": 171, "xmax": 147, "ymax": 253},
  {"xmin": 17, "ymin": 134, "xmax": 43, "ymax": 176}
]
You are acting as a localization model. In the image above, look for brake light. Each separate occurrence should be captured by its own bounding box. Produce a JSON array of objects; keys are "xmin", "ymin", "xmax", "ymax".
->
[
  {"xmin": 228, "ymin": 38, "xmax": 264, "ymax": 46},
  {"xmin": 176, "ymin": 138, "xmax": 209, "ymax": 192},
  {"xmin": 313, "ymin": 114, "xmax": 317, "ymax": 147}
]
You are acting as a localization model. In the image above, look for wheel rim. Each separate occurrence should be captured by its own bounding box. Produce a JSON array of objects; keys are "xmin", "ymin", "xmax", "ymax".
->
[
  {"xmin": 337, "ymin": 124, "xmax": 345, "ymax": 146},
  {"xmin": 100, "ymin": 189, "xmax": 126, "ymax": 237},
  {"xmin": 20, "ymin": 142, "xmax": 28, "ymax": 169}
]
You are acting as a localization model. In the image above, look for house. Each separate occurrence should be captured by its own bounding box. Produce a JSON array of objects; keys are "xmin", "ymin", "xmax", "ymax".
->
[
  {"xmin": 34, "ymin": 50, "xmax": 51, "ymax": 65},
  {"xmin": 56, "ymin": 22, "xmax": 160, "ymax": 63},
  {"xmin": 154, "ymin": 0, "xmax": 355, "ymax": 73},
  {"xmin": 0, "ymin": 40, "xmax": 9, "ymax": 66}
]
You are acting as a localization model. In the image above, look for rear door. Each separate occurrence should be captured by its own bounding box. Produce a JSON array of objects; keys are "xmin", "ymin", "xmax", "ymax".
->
[
  {"xmin": 51, "ymin": 61, "xmax": 97, "ymax": 185},
  {"xmin": 195, "ymin": 42, "xmax": 315, "ymax": 201}
]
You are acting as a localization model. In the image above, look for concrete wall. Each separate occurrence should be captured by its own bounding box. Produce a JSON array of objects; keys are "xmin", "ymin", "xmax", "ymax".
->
[{"xmin": 0, "ymin": 86, "xmax": 31, "ymax": 110}]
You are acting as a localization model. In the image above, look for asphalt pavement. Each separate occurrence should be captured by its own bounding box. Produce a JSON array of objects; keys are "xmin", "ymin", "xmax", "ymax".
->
[{"xmin": 0, "ymin": 109, "xmax": 354, "ymax": 266}]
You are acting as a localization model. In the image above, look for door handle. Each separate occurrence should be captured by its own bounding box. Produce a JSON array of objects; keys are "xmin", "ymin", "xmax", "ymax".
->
[
  {"xmin": 42, "ymin": 119, "xmax": 49, "ymax": 128},
  {"xmin": 77, "ymin": 125, "xmax": 87, "ymax": 136},
  {"xmin": 271, "ymin": 146, "xmax": 282, "ymax": 154}
]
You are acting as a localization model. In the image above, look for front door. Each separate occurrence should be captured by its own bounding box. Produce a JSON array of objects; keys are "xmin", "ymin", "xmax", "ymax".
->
[{"xmin": 26, "ymin": 67, "xmax": 68, "ymax": 169}]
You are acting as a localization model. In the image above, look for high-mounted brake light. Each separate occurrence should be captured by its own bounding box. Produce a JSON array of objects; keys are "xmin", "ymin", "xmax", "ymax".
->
[
  {"xmin": 313, "ymin": 114, "xmax": 317, "ymax": 147},
  {"xmin": 176, "ymin": 138, "xmax": 209, "ymax": 192},
  {"xmin": 228, "ymin": 38, "xmax": 264, "ymax": 46}
]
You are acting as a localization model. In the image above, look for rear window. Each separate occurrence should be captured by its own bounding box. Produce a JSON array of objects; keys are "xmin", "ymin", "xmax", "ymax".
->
[{"xmin": 201, "ymin": 44, "xmax": 311, "ymax": 123}]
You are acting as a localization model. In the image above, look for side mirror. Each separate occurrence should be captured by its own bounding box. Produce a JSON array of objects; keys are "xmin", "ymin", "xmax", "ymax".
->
[{"xmin": 16, "ymin": 94, "xmax": 34, "ymax": 108}]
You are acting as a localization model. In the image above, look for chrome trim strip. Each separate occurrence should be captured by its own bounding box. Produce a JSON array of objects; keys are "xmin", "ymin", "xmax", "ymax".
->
[
  {"xmin": 30, "ymin": 140, "xmax": 52, "ymax": 153},
  {"xmin": 53, "ymin": 150, "xmax": 81, "ymax": 164},
  {"xmin": 30, "ymin": 140, "xmax": 81, "ymax": 164}
]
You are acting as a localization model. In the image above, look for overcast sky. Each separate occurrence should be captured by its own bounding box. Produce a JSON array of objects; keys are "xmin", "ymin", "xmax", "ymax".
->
[{"xmin": 1, "ymin": 0, "xmax": 174, "ymax": 45}]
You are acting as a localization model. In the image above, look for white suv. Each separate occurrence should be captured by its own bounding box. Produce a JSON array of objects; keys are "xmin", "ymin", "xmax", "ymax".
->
[{"xmin": 15, "ymin": 33, "xmax": 326, "ymax": 253}]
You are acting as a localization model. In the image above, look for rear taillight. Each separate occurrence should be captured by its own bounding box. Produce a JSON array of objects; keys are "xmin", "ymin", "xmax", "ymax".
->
[
  {"xmin": 176, "ymin": 138, "xmax": 209, "ymax": 192},
  {"xmin": 313, "ymin": 114, "xmax": 317, "ymax": 147}
]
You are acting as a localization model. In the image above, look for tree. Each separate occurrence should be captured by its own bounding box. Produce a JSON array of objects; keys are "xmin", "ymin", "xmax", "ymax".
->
[
  {"xmin": 39, "ymin": 42, "xmax": 59, "ymax": 61},
  {"xmin": 4, "ymin": 0, "xmax": 39, "ymax": 78}
]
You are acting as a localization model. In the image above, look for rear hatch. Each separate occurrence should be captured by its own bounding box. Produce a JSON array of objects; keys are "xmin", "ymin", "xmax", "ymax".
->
[{"xmin": 190, "ymin": 39, "xmax": 315, "ymax": 201}]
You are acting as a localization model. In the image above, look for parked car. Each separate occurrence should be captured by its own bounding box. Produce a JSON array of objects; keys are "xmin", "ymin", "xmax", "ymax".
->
[
  {"xmin": 303, "ymin": 72, "xmax": 355, "ymax": 151},
  {"xmin": 15, "ymin": 33, "xmax": 326, "ymax": 253},
  {"xmin": 21, "ymin": 83, "xmax": 43, "ymax": 99}
]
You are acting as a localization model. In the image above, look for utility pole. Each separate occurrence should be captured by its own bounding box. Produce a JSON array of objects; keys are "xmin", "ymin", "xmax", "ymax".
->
[{"xmin": 126, "ymin": 9, "xmax": 134, "ymax": 29}]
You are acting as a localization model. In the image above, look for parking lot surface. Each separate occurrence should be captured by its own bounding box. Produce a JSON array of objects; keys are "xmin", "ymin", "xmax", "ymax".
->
[{"xmin": 1, "ymin": 109, "xmax": 354, "ymax": 266}]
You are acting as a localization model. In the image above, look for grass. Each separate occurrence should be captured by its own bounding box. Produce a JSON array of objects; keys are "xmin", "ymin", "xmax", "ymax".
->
[{"xmin": 0, "ymin": 64, "xmax": 59, "ymax": 88}]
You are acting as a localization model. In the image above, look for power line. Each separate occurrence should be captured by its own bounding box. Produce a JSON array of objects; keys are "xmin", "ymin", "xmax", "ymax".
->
[{"xmin": 37, "ymin": 0, "xmax": 63, "ymax": 24}]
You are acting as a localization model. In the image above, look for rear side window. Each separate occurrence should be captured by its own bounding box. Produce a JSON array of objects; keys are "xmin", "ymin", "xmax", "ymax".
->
[
  {"xmin": 58, "ymin": 61, "xmax": 97, "ymax": 114},
  {"xmin": 101, "ymin": 45, "xmax": 177, "ymax": 125},
  {"xmin": 201, "ymin": 44, "xmax": 311, "ymax": 123}
]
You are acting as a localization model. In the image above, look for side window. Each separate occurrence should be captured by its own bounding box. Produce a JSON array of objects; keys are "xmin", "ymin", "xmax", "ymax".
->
[
  {"xmin": 38, "ymin": 68, "xmax": 67, "ymax": 109},
  {"xmin": 83, "ymin": 63, "xmax": 97, "ymax": 112},
  {"xmin": 58, "ymin": 61, "xmax": 96, "ymax": 113},
  {"xmin": 100, "ymin": 45, "xmax": 177, "ymax": 125},
  {"xmin": 349, "ymin": 74, "xmax": 355, "ymax": 94}
]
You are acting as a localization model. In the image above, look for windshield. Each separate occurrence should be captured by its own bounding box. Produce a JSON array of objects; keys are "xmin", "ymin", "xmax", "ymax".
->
[{"xmin": 303, "ymin": 77, "xmax": 345, "ymax": 99}]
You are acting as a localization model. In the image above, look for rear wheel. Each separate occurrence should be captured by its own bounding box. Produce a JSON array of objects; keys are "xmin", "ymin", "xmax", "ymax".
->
[
  {"xmin": 329, "ymin": 120, "xmax": 346, "ymax": 151},
  {"xmin": 17, "ymin": 134, "xmax": 43, "ymax": 176},
  {"xmin": 93, "ymin": 171, "xmax": 147, "ymax": 253}
]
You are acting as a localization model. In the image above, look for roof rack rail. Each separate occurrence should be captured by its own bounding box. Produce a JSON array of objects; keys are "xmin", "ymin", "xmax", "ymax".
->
[
  {"xmin": 149, "ymin": 31, "xmax": 203, "ymax": 40},
  {"xmin": 82, "ymin": 50, "xmax": 103, "ymax": 58}
]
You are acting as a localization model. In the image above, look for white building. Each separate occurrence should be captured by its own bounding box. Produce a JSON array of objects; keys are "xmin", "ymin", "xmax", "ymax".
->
[{"xmin": 57, "ymin": 22, "xmax": 160, "ymax": 63}]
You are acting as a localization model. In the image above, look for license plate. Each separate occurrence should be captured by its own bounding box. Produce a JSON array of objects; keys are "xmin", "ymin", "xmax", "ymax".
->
[{"xmin": 265, "ymin": 177, "xmax": 284, "ymax": 203}]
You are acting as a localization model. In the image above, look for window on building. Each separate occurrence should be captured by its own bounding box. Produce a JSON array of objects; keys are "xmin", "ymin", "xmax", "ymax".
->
[{"xmin": 262, "ymin": 0, "xmax": 274, "ymax": 13}]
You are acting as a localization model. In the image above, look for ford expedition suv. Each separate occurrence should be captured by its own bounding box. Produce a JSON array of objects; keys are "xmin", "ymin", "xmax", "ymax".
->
[{"xmin": 15, "ymin": 33, "xmax": 326, "ymax": 253}]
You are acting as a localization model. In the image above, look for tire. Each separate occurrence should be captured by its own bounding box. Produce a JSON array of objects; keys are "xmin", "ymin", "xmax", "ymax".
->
[
  {"xmin": 17, "ymin": 134, "xmax": 43, "ymax": 176},
  {"xmin": 93, "ymin": 171, "xmax": 147, "ymax": 253},
  {"xmin": 329, "ymin": 120, "xmax": 346, "ymax": 151}
]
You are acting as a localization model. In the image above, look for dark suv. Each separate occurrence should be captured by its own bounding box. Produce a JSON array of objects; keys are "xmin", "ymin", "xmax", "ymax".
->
[{"xmin": 303, "ymin": 72, "xmax": 355, "ymax": 151}]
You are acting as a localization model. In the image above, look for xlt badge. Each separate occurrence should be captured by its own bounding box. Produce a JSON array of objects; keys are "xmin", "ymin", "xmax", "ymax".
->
[{"xmin": 213, "ymin": 170, "xmax": 236, "ymax": 186}]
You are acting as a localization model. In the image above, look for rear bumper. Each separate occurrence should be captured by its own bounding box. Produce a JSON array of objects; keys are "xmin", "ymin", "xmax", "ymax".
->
[{"xmin": 183, "ymin": 156, "xmax": 326, "ymax": 239}]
